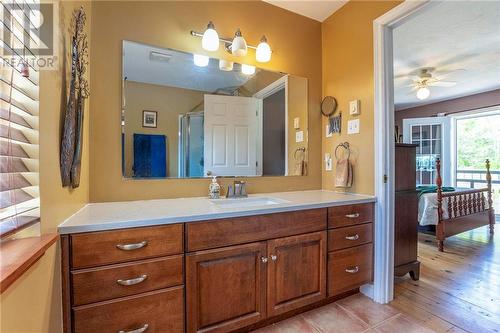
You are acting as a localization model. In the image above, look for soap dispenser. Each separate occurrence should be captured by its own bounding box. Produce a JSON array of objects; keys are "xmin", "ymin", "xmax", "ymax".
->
[{"xmin": 208, "ymin": 176, "xmax": 221, "ymax": 199}]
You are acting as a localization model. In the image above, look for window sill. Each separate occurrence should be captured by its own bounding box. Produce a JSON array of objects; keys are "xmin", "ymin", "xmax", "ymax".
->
[{"xmin": 0, "ymin": 233, "xmax": 58, "ymax": 293}]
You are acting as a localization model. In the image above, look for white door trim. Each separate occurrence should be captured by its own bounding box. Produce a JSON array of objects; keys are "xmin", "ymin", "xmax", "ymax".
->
[{"xmin": 371, "ymin": 0, "xmax": 430, "ymax": 304}]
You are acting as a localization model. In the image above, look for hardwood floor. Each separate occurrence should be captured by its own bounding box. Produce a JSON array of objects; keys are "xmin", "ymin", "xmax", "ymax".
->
[
  {"xmin": 392, "ymin": 225, "xmax": 500, "ymax": 333},
  {"xmin": 252, "ymin": 224, "xmax": 499, "ymax": 333}
]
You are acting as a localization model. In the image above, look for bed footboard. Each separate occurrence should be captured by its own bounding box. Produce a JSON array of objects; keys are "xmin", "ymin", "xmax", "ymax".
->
[{"xmin": 435, "ymin": 159, "xmax": 495, "ymax": 251}]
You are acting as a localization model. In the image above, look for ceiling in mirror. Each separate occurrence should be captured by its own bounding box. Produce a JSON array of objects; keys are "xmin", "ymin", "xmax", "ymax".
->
[{"xmin": 122, "ymin": 41, "xmax": 308, "ymax": 179}]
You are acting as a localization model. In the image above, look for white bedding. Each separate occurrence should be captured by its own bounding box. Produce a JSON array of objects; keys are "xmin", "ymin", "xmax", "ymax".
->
[{"xmin": 418, "ymin": 189, "xmax": 489, "ymax": 226}]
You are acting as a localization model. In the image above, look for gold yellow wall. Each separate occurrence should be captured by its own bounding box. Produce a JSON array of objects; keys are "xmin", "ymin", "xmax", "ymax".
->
[
  {"xmin": 89, "ymin": 1, "xmax": 322, "ymax": 202},
  {"xmin": 0, "ymin": 1, "xmax": 91, "ymax": 332},
  {"xmin": 321, "ymin": 0, "xmax": 401, "ymax": 195}
]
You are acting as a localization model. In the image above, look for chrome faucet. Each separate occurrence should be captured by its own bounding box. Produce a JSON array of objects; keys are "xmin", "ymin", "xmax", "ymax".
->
[{"xmin": 226, "ymin": 180, "xmax": 248, "ymax": 198}]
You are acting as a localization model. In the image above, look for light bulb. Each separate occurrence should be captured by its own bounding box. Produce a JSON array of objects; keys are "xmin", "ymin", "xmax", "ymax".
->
[
  {"xmin": 231, "ymin": 29, "xmax": 247, "ymax": 57},
  {"xmin": 256, "ymin": 35, "xmax": 272, "ymax": 63},
  {"xmin": 241, "ymin": 64, "xmax": 255, "ymax": 75},
  {"xmin": 193, "ymin": 54, "xmax": 209, "ymax": 67},
  {"xmin": 219, "ymin": 59, "xmax": 233, "ymax": 71},
  {"xmin": 416, "ymin": 87, "xmax": 430, "ymax": 100},
  {"xmin": 202, "ymin": 21, "xmax": 219, "ymax": 52}
]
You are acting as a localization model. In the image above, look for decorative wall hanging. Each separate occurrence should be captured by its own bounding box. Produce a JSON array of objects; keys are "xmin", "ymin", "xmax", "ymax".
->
[
  {"xmin": 60, "ymin": 7, "xmax": 89, "ymax": 189},
  {"xmin": 142, "ymin": 110, "xmax": 158, "ymax": 128},
  {"xmin": 321, "ymin": 96, "xmax": 341, "ymax": 134}
]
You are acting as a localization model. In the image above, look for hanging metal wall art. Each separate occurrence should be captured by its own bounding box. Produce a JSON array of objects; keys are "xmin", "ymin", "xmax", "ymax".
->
[{"xmin": 60, "ymin": 7, "xmax": 89, "ymax": 188}]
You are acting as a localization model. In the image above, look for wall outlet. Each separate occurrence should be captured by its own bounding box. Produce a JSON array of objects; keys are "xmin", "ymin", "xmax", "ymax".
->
[
  {"xmin": 295, "ymin": 131, "xmax": 304, "ymax": 142},
  {"xmin": 294, "ymin": 117, "xmax": 300, "ymax": 129},
  {"xmin": 325, "ymin": 153, "xmax": 332, "ymax": 171},
  {"xmin": 347, "ymin": 119, "xmax": 360, "ymax": 134},
  {"xmin": 349, "ymin": 99, "xmax": 360, "ymax": 116},
  {"xmin": 326, "ymin": 124, "xmax": 332, "ymax": 138}
]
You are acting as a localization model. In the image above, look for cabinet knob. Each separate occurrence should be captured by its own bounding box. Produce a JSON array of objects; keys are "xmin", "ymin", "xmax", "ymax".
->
[
  {"xmin": 116, "ymin": 241, "xmax": 148, "ymax": 251},
  {"xmin": 261, "ymin": 256, "xmax": 268, "ymax": 263},
  {"xmin": 118, "ymin": 323, "xmax": 149, "ymax": 333},
  {"xmin": 345, "ymin": 266, "xmax": 359, "ymax": 274},
  {"xmin": 270, "ymin": 254, "xmax": 277, "ymax": 261},
  {"xmin": 345, "ymin": 213, "xmax": 360, "ymax": 218},
  {"xmin": 116, "ymin": 274, "xmax": 148, "ymax": 286},
  {"xmin": 345, "ymin": 234, "xmax": 360, "ymax": 241}
]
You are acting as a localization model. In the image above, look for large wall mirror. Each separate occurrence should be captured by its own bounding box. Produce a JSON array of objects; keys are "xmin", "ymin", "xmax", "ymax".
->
[{"xmin": 122, "ymin": 41, "xmax": 308, "ymax": 179}]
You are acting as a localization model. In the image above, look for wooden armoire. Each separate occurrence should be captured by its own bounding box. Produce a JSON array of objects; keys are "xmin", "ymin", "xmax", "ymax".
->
[{"xmin": 394, "ymin": 143, "xmax": 420, "ymax": 280}]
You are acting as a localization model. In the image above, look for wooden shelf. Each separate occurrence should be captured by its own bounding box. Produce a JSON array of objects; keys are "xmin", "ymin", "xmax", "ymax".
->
[{"xmin": 1, "ymin": 233, "xmax": 58, "ymax": 293}]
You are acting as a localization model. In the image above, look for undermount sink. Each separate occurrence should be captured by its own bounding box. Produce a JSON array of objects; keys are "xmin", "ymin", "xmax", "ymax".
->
[{"xmin": 210, "ymin": 197, "xmax": 289, "ymax": 209}]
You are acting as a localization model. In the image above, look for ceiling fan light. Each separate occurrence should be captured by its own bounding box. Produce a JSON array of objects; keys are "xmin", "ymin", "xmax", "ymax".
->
[
  {"xmin": 241, "ymin": 64, "xmax": 255, "ymax": 75},
  {"xmin": 193, "ymin": 54, "xmax": 209, "ymax": 67},
  {"xmin": 202, "ymin": 21, "xmax": 219, "ymax": 52},
  {"xmin": 231, "ymin": 29, "xmax": 247, "ymax": 57},
  {"xmin": 416, "ymin": 87, "xmax": 430, "ymax": 100},
  {"xmin": 256, "ymin": 35, "xmax": 272, "ymax": 63}
]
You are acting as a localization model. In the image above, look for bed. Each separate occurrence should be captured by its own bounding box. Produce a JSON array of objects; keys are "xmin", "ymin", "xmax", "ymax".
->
[{"xmin": 419, "ymin": 159, "xmax": 495, "ymax": 251}]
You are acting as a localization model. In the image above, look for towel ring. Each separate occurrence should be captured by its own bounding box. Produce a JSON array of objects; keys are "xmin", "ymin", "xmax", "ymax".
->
[
  {"xmin": 335, "ymin": 142, "xmax": 350, "ymax": 160},
  {"xmin": 294, "ymin": 147, "xmax": 306, "ymax": 160}
]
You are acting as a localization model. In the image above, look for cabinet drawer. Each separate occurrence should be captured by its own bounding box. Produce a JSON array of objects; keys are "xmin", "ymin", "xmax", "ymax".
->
[
  {"xmin": 187, "ymin": 209, "xmax": 327, "ymax": 251},
  {"xmin": 328, "ymin": 203, "xmax": 374, "ymax": 228},
  {"xmin": 71, "ymin": 255, "xmax": 183, "ymax": 306},
  {"xmin": 73, "ymin": 286, "xmax": 184, "ymax": 333},
  {"xmin": 71, "ymin": 224, "xmax": 183, "ymax": 269},
  {"xmin": 328, "ymin": 243, "xmax": 372, "ymax": 296},
  {"xmin": 328, "ymin": 223, "xmax": 372, "ymax": 251}
]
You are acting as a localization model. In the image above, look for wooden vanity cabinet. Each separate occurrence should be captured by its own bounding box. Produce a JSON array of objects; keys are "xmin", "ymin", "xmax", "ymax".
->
[
  {"xmin": 186, "ymin": 242, "xmax": 268, "ymax": 333},
  {"xmin": 267, "ymin": 231, "xmax": 326, "ymax": 317},
  {"xmin": 63, "ymin": 203, "xmax": 374, "ymax": 333}
]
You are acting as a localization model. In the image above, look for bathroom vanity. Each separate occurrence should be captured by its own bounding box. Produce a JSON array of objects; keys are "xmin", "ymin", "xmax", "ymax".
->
[{"xmin": 58, "ymin": 191, "xmax": 375, "ymax": 333}]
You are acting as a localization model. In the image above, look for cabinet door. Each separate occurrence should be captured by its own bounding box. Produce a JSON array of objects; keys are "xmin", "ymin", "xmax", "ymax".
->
[
  {"xmin": 267, "ymin": 231, "xmax": 326, "ymax": 317},
  {"xmin": 186, "ymin": 242, "xmax": 267, "ymax": 333}
]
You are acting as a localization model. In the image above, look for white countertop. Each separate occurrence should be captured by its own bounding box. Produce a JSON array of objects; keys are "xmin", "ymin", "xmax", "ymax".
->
[{"xmin": 57, "ymin": 190, "xmax": 376, "ymax": 234}]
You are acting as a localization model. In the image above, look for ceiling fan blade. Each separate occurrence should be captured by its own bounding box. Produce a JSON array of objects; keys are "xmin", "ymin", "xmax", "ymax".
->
[{"xmin": 429, "ymin": 81, "xmax": 456, "ymax": 87}]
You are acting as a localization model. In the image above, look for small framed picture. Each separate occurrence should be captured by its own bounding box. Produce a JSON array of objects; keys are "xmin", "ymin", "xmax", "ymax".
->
[{"xmin": 142, "ymin": 110, "xmax": 157, "ymax": 128}]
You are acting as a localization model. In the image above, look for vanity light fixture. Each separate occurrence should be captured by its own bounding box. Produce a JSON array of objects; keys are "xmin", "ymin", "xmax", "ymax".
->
[
  {"xmin": 256, "ymin": 35, "xmax": 271, "ymax": 63},
  {"xmin": 241, "ymin": 64, "xmax": 255, "ymax": 75},
  {"xmin": 201, "ymin": 21, "xmax": 219, "ymax": 52},
  {"xmin": 219, "ymin": 59, "xmax": 233, "ymax": 71},
  {"xmin": 191, "ymin": 22, "xmax": 272, "ymax": 63},
  {"xmin": 231, "ymin": 29, "xmax": 247, "ymax": 57},
  {"xmin": 193, "ymin": 54, "xmax": 209, "ymax": 67},
  {"xmin": 416, "ymin": 86, "xmax": 430, "ymax": 100}
]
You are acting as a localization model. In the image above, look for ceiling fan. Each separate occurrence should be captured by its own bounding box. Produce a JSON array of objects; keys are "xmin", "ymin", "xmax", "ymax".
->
[{"xmin": 403, "ymin": 67, "xmax": 460, "ymax": 100}]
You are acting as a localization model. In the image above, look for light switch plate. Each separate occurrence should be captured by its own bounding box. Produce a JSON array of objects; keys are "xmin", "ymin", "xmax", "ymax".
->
[
  {"xmin": 326, "ymin": 124, "xmax": 332, "ymax": 138},
  {"xmin": 295, "ymin": 131, "xmax": 304, "ymax": 142},
  {"xmin": 294, "ymin": 117, "xmax": 300, "ymax": 129},
  {"xmin": 347, "ymin": 119, "xmax": 360, "ymax": 134},
  {"xmin": 325, "ymin": 153, "xmax": 332, "ymax": 171},
  {"xmin": 349, "ymin": 100, "xmax": 360, "ymax": 116}
]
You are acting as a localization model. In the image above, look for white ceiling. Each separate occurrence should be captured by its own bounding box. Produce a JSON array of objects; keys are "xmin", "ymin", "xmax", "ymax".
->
[
  {"xmin": 123, "ymin": 41, "xmax": 254, "ymax": 93},
  {"xmin": 393, "ymin": 1, "xmax": 500, "ymax": 110},
  {"xmin": 263, "ymin": 0, "xmax": 347, "ymax": 22}
]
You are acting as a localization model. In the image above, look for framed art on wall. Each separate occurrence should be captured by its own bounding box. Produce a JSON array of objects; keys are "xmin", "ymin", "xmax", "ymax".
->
[{"xmin": 143, "ymin": 110, "xmax": 157, "ymax": 128}]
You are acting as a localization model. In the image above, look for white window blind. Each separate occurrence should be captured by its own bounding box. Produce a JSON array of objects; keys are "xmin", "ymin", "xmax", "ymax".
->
[{"xmin": 0, "ymin": 0, "xmax": 40, "ymax": 238}]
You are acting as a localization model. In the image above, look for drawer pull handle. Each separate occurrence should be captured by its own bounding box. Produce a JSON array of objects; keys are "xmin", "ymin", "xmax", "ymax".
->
[
  {"xmin": 345, "ymin": 213, "xmax": 360, "ymax": 218},
  {"xmin": 261, "ymin": 256, "xmax": 268, "ymax": 263},
  {"xmin": 117, "ymin": 274, "xmax": 148, "ymax": 286},
  {"xmin": 116, "ymin": 241, "xmax": 148, "ymax": 251},
  {"xmin": 270, "ymin": 254, "xmax": 277, "ymax": 261},
  {"xmin": 345, "ymin": 234, "xmax": 360, "ymax": 241},
  {"xmin": 118, "ymin": 323, "xmax": 149, "ymax": 333},
  {"xmin": 345, "ymin": 266, "xmax": 359, "ymax": 274}
]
